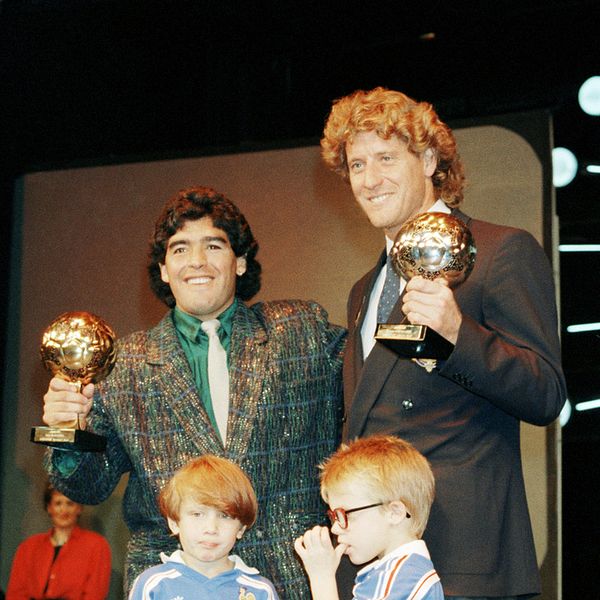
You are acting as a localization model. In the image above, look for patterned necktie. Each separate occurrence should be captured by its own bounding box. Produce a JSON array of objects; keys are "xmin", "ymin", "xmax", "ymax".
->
[
  {"xmin": 200, "ymin": 319, "xmax": 229, "ymax": 445},
  {"xmin": 377, "ymin": 253, "xmax": 401, "ymax": 323}
]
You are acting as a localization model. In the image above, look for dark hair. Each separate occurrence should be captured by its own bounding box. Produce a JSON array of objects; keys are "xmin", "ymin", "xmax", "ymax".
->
[
  {"xmin": 43, "ymin": 483, "xmax": 56, "ymax": 509},
  {"xmin": 148, "ymin": 187, "xmax": 262, "ymax": 307}
]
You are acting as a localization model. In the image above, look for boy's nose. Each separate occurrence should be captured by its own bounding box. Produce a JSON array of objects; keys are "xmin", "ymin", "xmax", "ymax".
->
[
  {"xmin": 330, "ymin": 520, "xmax": 343, "ymax": 536},
  {"xmin": 203, "ymin": 516, "xmax": 219, "ymax": 533}
]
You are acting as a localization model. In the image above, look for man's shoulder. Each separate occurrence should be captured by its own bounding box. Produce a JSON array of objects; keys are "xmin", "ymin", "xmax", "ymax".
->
[
  {"xmin": 466, "ymin": 218, "xmax": 547, "ymax": 267},
  {"xmin": 248, "ymin": 299, "xmax": 330, "ymax": 326},
  {"xmin": 460, "ymin": 211, "xmax": 539, "ymax": 244},
  {"xmin": 114, "ymin": 312, "xmax": 173, "ymax": 349},
  {"xmin": 244, "ymin": 299, "xmax": 345, "ymax": 343}
]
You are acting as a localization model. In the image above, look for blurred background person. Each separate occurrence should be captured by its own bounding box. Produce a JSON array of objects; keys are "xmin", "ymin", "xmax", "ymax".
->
[{"xmin": 6, "ymin": 484, "xmax": 111, "ymax": 600}]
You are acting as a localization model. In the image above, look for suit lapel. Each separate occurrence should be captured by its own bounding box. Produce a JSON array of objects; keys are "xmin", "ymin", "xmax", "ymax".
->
[
  {"xmin": 146, "ymin": 313, "xmax": 224, "ymax": 454},
  {"xmin": 344, "ymin": 254, "xmax": 382, "ymax": 402},
  {"xmin": 225, "ymin": 303, "xmax": 267, "ymax": 459},
  {"xmin": 345, "ymin": 251, "xmax": 401, "ymax": 439}
]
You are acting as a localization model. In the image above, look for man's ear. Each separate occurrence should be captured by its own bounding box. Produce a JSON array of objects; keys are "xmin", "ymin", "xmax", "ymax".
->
[
  {"xmin": 236, "ymin": 255, "xmax": 247, "ymax": 277},
  {"xmin": 160, "ymin": 263, "xmax": 169, "ymax": 284},
  {"xmin": 423, "ymin": 148, "xmax": 437, "ymax": 177},
  {"xmin": 167, "ymin": 517, "xmax": 180, "ymax": 536}
]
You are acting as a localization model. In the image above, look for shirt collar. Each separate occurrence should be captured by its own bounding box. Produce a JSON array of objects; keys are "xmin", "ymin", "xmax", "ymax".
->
[
  {"xmin": 160, "ymin": 550, "xmax": 259, "ymax": 575},
  {"xmin": 357, "ymin": 538, "xmax": 432, "ymax": 576},
  {"xmin": 173, "ymin": 298, "xmax": 238, "ymax": 343}
]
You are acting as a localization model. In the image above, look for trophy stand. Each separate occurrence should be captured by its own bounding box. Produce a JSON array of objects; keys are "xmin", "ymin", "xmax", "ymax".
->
[
  {"xmin": 31, "ymin": 405, "xmax": 108, "ymax": 452},
  {"xmin": 375, "ymin": 320, "xmax": 455, "ymax": 359}
]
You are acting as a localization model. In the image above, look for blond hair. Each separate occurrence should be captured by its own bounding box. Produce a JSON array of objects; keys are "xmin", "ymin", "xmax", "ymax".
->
[
  {"xmin": 320, "ymin": 435, "xmax": 435, "ymax": 538},
  {"xmin": 321, "ymin": 87, "xmax": 465, "ymax": 207},
  {"xmin": 159, "ymin": 455, "xmax": 258, "ymax": 528}
]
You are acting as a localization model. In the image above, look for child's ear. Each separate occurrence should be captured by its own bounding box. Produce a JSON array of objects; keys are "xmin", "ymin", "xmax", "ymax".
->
[
  {"xmin": 236, "ymin": 525, "xmax": 247, "ymax": 540},
  {"xmin": 387, "ymin": 500, "xmax": 411, "ymax": 524},
  {"xmin": 167, "ymin": 517, "xmax": 180, "ymax": 536}
]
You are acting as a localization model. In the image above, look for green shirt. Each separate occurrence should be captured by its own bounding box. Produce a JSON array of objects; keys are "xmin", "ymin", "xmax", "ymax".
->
[{"xmin": 172, "ymin": 299, "xmax": 237, "ymax": 434}]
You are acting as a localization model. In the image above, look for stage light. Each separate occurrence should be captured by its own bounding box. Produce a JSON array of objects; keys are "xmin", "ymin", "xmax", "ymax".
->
[
  {"xmin": 552, "ymin": 147, "xmax": 578, "ymax": 187},
  {"xmin": 559, "ymin": 399, "xmax": 572, "ymax": 427},
  {"xmin": 559, "ymin": 244, "xmax": 600, "ymax": 252},
  {"xmin": 578, "ymin": 76, "xmax": 600, "ymax": 116},
  {"xmin": 566, "ymin": 322, "xmax": 600, "ymax": 333},
  {"xmin": 575, "ymin": 398, "xmax": 600, "ymax": 412},
  {"xmin": 586, "ymin": 164, "xmax": 600, "ymax": 174}
]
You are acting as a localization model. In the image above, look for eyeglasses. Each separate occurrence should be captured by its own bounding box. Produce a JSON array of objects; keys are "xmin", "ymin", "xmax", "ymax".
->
[
  {"xmin": 327, "ymin": 502, "xmax": 384, "ymax": 529},
  {"xmin": 327, "ymin": 502, "xmax": 412, "ymax": 529}
]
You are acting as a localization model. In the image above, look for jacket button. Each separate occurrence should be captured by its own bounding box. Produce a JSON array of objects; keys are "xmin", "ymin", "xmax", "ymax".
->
[{"xmin": 402, "ymin": 399, "xmax": 414, "ymax": 410}]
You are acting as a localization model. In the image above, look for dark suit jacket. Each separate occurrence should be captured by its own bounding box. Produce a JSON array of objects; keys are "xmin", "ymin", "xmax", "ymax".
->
[{"xmin": 344, "ymin": 210, "xmax": 566, "ymax": 597}]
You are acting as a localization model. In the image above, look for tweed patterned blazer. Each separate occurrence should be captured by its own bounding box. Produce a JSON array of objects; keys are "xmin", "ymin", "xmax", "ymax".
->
[{"xmin": 46, "ymin": 299, "xmax": 345, "ymax": 600}]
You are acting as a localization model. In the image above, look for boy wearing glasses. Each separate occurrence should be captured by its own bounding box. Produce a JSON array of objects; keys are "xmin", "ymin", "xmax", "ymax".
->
[
  {"xmin": 295, "ymin": 435, "xmax": 443, "ymax": 600},
  {"xmin": 129, "ymin": 455, "xmax": 279, "ymax": 600}
]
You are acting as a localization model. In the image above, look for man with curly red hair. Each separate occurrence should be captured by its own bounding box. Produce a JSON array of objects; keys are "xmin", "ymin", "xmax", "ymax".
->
[{"xmin": 321, "ymin": 87, "xmax": 566, "ymax": 600}]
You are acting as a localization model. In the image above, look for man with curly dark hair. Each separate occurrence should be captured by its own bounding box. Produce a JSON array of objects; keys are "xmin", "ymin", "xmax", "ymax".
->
[
  {"xmin": 322, "ymin": 88, "xmax": 566, "ymax": 600},
  {"xmin": 42, "ymin": 186, "xmax": 345, "ymax": 600}
]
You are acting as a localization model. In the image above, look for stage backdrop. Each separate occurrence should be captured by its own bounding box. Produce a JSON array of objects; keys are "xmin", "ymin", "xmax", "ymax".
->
[{"xmin": 1, "ymin": 111, "xmax": 562, "ymax": 599}]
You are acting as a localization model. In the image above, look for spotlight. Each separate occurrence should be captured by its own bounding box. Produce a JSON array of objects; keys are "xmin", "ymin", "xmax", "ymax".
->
[
  {"xmin": 578, "ymin": 76, "xmax": 600, "ymax": 116},
  {"xmin": 552, "ymin": 147, "xmax": 578, "ymax": 187},
  {"xmin": 559, "ymin": 399, "xmax": 572, "ymax": 427},
  {"xmin": 575, "ymin": 398, "xmax": 600, "ymax": 412}
]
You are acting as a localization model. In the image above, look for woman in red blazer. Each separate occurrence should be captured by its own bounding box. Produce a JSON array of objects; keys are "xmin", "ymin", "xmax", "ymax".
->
[{"xmin": 6, "ymin": 485, "xmax": 111, "ymax": 600}]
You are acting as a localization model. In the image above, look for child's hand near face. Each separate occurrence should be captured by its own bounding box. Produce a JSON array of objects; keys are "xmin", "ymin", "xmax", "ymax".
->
[{"xmin": 294, "ymin": 525, "xmax": 347, "ymax": 599}]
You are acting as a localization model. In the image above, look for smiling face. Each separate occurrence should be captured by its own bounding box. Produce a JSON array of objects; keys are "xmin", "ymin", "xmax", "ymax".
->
[
  {"xmin": 47, "ymin": 491, "xmax": 82, "ymax": 531},
  {"xmin": 168, "ymin": 497, "xmax": 246, "ymax": 576},
  {"xmin": 346, "ymin": 130, "xmax": 437, "ymax": 240},
  {"xmin": 159, "ymin": 217, "xmax": 247, "ymax": 321}
]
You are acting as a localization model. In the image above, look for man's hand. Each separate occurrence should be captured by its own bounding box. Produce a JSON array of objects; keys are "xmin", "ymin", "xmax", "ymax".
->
[
  {"xmin": 43, "ymin": 377, "xmax": 94, "ymax": 430},
  {"xmin": 402, "ymin": 276, "xmax": 463, "ymax": 344}
]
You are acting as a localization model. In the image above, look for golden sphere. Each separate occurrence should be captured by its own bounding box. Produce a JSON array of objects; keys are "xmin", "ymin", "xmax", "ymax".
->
[
  {"xmin": 40, "ymin": 312, "xmax": 117, "ymax": 385},
  {"xmin": 391, "ymin": 212, "xmax": 476, "ymax": 286}
]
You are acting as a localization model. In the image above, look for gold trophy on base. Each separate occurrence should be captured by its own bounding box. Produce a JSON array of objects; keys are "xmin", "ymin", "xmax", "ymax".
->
[
  {"xmin": 31, "ymin": 311, "xmax": 117, "ymax": 452},
  {"xmin": 375, "ymin": 212, "xmax": 476, "ymax": 365}
]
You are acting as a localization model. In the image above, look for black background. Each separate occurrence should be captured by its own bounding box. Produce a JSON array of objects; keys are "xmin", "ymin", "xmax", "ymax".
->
[{"xmin": 1, "ymin": 1, "xmax": 598, "ymax": 596}]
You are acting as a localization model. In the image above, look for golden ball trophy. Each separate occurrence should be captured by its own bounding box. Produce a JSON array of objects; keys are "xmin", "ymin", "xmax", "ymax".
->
[
  {"xmin": 375, "ymin": 212, "xmax": 476, "ymax": 367},
  {"xmin": 30, "ymin": 312, "xmax": 117, "ymax": 452}
]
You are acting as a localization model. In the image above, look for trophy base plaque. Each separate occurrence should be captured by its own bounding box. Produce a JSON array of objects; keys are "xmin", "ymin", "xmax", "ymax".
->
[
  {"xmin": 30, "ymin": 426, "xmax": 106, "ymax": 452},
  {"xmin": 375, "ymin": 323, "xmax": 454, "ymax": 360}
]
